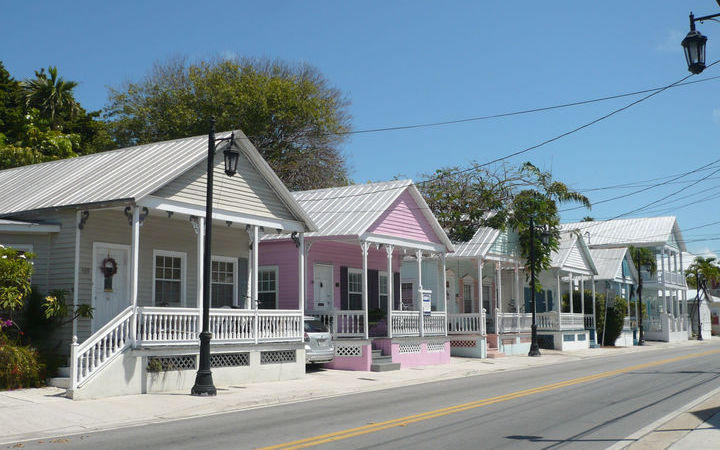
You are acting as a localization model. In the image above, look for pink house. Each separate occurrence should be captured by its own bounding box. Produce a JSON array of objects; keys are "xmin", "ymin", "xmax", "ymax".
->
[{"xmin": 260, "ymin": 180, "xmax": 455, "ymax": 371}]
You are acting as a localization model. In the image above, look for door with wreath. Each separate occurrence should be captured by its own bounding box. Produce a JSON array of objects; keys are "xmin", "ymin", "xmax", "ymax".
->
[{"xmin": 92, "ymin": 243, "xmax": 130, "ymax": 332}]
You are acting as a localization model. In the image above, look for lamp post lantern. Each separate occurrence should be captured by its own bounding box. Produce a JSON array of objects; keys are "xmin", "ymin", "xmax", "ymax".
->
[
  {"xmin": 528, "ymin": 216, "xmax": 550, "ymax": 357},
  {"xmin": 681, "ymin": 8, "xmax": 720, "ymax": 74},
  {"xmin": 191, "ymin": 118, "xmax": 240, "ymax": 396}
]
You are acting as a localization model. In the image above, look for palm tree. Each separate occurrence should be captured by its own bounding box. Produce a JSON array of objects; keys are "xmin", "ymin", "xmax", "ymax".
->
[
  {"xmin": 628, "ymin": 246, "xmax": 656, "ymax": 345},
  {"xmin": 21, "ymin": 66, "xmax": 79, "ymax": 129},
  {"xmin": 685, "ymin": 256, "xmax": 720, "ymax": 289}
]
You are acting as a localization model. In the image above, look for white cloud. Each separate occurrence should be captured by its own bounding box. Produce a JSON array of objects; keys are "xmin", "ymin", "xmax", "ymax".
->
[
  {"xmin": 683, "ymin": 249, "xmax": 719, "ymax": 270},
  {"xmin": 657, "ymin": 30, "xmax": 685, "ymax": 53}
]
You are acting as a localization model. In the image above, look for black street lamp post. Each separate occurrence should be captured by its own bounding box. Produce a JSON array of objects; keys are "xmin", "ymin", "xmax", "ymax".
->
[
  {"xmin": 696, "ymin": 270, "xmax": 704, "ymax": 341},
  {"xmin": 528, "ymin": 216, "xmax": 550, "ymax": 357},
  {"xmin": 191, "ymin": 118, "xmax": 240, "ymax": 396},
  {"xmin": 681, "ymin": 6, "xmax": 720, "ymax": 74}
]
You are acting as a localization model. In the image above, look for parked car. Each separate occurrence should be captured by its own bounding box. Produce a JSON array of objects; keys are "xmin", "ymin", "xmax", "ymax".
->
[{"xmin": 304, "ymin": 316, "xmax": 334, "ymax": 364}]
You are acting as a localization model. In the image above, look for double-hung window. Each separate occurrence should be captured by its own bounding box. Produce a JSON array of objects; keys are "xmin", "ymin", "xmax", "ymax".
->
[
  {"xmin": 154, "ymin": 251, "xmax": 185, "ymax": 306},
  {"xmin": 463, "ymin": 283, "xmax": 473, "ymax": 313},
  {"xmin": 379, "ymin": 272, "xmax": 389, "ymax": 310},
  {"xmin": 258, "ymin": 266, "xmax": 278, "ymax": 309},
  {"xmin": 211, "ymin": 257, "xmax": 237, "ymax": 308},
  {"xmin": 348, "ymin": 269, "xmax": 363, "ymax": 310}
]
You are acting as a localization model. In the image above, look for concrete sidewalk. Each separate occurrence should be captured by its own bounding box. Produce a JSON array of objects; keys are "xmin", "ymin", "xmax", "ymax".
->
[
  {"xmin": 0, "ymin": 339, "xmax": 713, "ymax": 445},
  {"xmin": 620, "ymin": 375, "xmax": 720, "ymax": 449}
]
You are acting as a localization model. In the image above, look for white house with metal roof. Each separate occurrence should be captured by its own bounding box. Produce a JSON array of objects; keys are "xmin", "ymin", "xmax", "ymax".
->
[
  {"xmin": 589, "ymin": 247, "xmax": 638, "ymax": 347},
  {"xmin": 260, "ymin": 180, "xmax": 455, "ymax": 371},
  {"xmin": 561, "ymin": 217, "xmax": 689, "ymax": 343},
  {"xmin": 0, "ymin": 131, "xmax": 316, "ymax": 399},
  {"xmin": 534, "ymin": 230, "xmax": 598, "ymax": 351}
]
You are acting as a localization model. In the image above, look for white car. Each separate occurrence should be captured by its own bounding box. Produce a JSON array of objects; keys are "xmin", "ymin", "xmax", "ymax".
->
[{"xmin": 304, "ymin": 316, "xmax": 334, "ymax": 364}]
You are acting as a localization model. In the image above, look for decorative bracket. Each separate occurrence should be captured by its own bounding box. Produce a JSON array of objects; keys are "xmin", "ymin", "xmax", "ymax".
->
[
  {"xmin": 189, "ymin": 215, "xmax": 201, "ymax": 235},
  {"xmin": 291, "ymin": 231, "xmax": 300, "ymax": 248},
  {"xmin": 124, "ymin": 206, "xmax": 149, "ymax": 226},
  {"xmin": 77, "ymin": 210, "xmax": 90, "ymax": 230},
  {"xmin": 360, "ymin": 241, "xmax": 370, "ymax": 256},
  {"xmin": 385, "ymin": 244, "xmax": 394, "ymax": 256}
]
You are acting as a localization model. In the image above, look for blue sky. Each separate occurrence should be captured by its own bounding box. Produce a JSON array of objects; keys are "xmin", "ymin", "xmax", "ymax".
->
[{"xmin": 2, "ymin": 1, "xmax": 719, "ymax": 254}]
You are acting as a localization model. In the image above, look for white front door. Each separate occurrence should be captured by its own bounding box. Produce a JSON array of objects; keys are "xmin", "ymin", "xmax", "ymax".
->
[
  {"xmin": 446, "ymin": 270, "xmax": 458, "ymax": 314},
  {"xmin": 92, "ymin": 243, "xmax": 130, "ymax": 332},
  {"xmin": 313, "ymin": 264, "xmax": 333, "ymax": 310}
]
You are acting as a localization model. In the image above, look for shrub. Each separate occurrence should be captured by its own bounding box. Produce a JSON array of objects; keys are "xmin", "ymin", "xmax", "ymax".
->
[
  {"xmin": 0, "ymin": 333, "xmax": 45, "ymax": 390},
  {"xmin": 595, "ymin": 295, "xmax": 627, "ymax": 346}
]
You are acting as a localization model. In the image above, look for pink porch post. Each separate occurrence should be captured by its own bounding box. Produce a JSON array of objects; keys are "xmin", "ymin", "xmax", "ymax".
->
[
  {"xmin": 298, "ymin": 232, "xmax": 305, "ymax": 315},
  {"xmin": 361, "ymin": 241, "xmax": 370, "ymax": 339},
  {"xmin": 386, "ymin": 244, "xmax": 394, "ymax": 338}
]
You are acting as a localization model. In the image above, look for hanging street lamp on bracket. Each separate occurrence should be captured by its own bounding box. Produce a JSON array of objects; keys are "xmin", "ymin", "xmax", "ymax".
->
[{"xmin": 681, "ymin": 4, "xmax": 720, "ymax": 74}]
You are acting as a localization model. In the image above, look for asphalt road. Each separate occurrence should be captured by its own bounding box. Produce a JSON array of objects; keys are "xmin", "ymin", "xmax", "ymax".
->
[{"xmin": 15, "ymin": 342, "xmax": 720, "ymax": 450}]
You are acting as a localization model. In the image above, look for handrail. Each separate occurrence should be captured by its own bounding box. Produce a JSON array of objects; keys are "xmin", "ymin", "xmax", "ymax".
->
[{"xmin": 71, "ymin": 305, "xmax": 135, "ymax": 390}]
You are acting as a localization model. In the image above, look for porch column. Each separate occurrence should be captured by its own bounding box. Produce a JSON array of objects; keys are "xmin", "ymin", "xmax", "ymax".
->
[
  {"xmin": 298, "ymin": 232, "xmax": 305, "ymax": 314},
  {"xmin": 514, "ymin": 262, "xmax": 520, "ymax": 314},
  {"xmin": 477, "ymin": 257, "xmax": 484, "ymax": 314},
  {"xmin": 556, "ymin": 270, "xmax": 562, "ymax": 314},
  {"xmin": 416, "ymin": 249, "xmax": 424, "ymax": 337},
  {"xmin": 252, "ymin": 226, "xmax": 259, "ymax": 308},
  {"xmin": 246, "ymin": 227, "xmax": 253, "ymax": 309},
  {"xmin": 441, "ymin": 253, "xmax": 447, "ymax": 335},
  {"xmin": 386, "ymin": 244, "xmax": 394, "ymax": 338},
  {"xmin": 72, "ymin": 211, "xmax": 82, "ymax": 339},
  {"xmin": 362, "ymin": 241, "xmax": 370, "ymax": 339},
  {"xmin": 591, "ymin": 275, "xmax": 597, "ymax": 330},
  {"xmin": 580, "ymin": 277, "xmax": 585, "ymax": 316},
  {"xmin": 569, "ymin": 273, "xmax": 574, "ymax": 314},
  {"xmin": 496, "ymin": 262, "xmax": 502, "ymax": 315},
  {"xmin": 660, "ymin": 248, "xmax": 666, "ymax": 314},
  {"xmin": 196, "ymin": 217, "xmax": 205, "ymax": 315},
  {"xmin": 130, "ymin": 206, "xmax": 140, "ymax": 346}
]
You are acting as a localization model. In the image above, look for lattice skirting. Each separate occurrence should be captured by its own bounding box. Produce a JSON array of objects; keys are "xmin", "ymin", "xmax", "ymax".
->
[
  {"xmin": 210, "ymin": 352, "xmax": 250, "ymax": 368},
  {"xmin": 149, "ymin": 355, "xmax": 197, "ymax": 371},
  {"xmin": 451, "ymin": 340, "xmax": 477, "ymax": 348},
  {"xmin": 426, "ymin": 342, "xmax": 446, "ymax": 353},
  {"xmin": 335, "ymin": 345, "xmax": 362, "ymax": 357},
  {"xmin": 398, "ymin": 343, "xmax": 422, "ymax": 354},
  {"xmin": 261, "ymin": 350, "xmax": 297, "ymax": 364}
]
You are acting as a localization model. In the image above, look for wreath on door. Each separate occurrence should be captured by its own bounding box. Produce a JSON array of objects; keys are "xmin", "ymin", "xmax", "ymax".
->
[{"xmin": 101, "ymin": 257, "xmax": 118, "ymax": 278}]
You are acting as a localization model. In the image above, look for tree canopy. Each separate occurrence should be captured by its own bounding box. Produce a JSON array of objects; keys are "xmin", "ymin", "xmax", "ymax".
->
[
  {"xmin": 105, "ymin": 57, "xmax": 352, "ymax": 191},
  {"xmin": 0, "ymin": 62, "xmax": 114, "ymax": 170},
  {"xmin": 685, "ymin": 256, "xmax": 720, "ymax": 289}
]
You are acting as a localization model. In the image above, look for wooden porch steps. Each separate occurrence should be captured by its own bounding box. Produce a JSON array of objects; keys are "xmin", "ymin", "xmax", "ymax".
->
[
  {"xmin": 370, "ymin": 349, "xmax": 400, "ymax": 372},
  {"xmin": 48, "ymin": 366, "xmax": 72, "ymax": 389}
]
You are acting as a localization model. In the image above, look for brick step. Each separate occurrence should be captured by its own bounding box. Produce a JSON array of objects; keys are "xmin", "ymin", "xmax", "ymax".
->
[
  {"xmin": 371, "ymin": 362, "xmax": 401, "ymax": 372},
  {"xmin": 48, "ymin": 377, "xmax": 70, "ymax": 389},
  {"xmin": 372, "ymin": 355, "xmax": 393, "ymax": 363},
  {"xmin": 487, "ymin": 349, "xmax": 506, "ymax": 359}
]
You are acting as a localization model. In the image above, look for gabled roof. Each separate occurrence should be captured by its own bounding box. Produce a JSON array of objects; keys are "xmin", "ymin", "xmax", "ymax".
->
[
  {"xmin": 451, "ymin": 226, "xmax": 501, "ymax": 258},
  {"xmin": 0, "ymin": 131, "xmax": 315, "ymax": 231},
  {"xmin": 551, "ymin": 230, "xmax": 598, "ymax": 275},
  {"xmin": 560, "ymin": 217, "xmax": 686, "ymax": 252},
  {"xmin": 264, "ymin": 179, "xmax": 454, "ymax": 251},
  {"xmin": 589, "ymin": 247, "xmax": 638, "ymax": 283}
]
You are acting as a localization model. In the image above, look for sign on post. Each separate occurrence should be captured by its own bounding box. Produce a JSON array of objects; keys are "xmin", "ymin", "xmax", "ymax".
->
[{"xmin": 420, "ymin": 289, "xmax": 432, "ymax": 315}]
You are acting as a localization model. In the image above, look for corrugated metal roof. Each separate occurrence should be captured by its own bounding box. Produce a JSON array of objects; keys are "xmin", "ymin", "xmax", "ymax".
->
[
  {"xmin": 0, "ymin": 131, "xmax": 315, "ymax": 231},
  {"xmin": 264, "ymin": 179, "xmax": 453, "ymax": 251},
  {"xmin": 560, "ymin": 217, "xmax": 686, "ymax": 251},
  {"xmin": 451, "ymin": 226, "xmax": 500, "ymax": 258}
]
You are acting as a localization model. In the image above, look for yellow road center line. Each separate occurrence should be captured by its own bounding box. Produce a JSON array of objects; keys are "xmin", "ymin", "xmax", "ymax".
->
[{"xmin": 261, "ymin": 348, "xmax": 720, "ymax": 449}]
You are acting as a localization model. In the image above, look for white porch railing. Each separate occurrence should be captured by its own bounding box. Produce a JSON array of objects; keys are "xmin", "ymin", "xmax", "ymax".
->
[
  {"xmin": 584, "ymin": 314, "xmax": 595, "ymax": 330},
  {"xmin": 137, "ymin": 307, "xmax": 199, "ymax": 345},
  {"xmin": 70, "ymin": 306, "xmax": 134, "ymax": 390},
  {"xmin": 537, "ymin": 312, "xmax": 585, "ymax": 330},
  {"xmin": 447, "ymin": 311, "xmax": 485, "ymax": 335},
  {"xmin": 306, "ymin": 310, "xmax": 365, "ymax": 338},
  {"xmin": 498, "ymin": 312, "xmax": 533, "ymax": 333},
  {"xmin": 391, "ymin": 311, "xmax": 421, "ymax": 337},
  {"xmin": 657, "ymin": 270, "xmax": 685, "ymax": 286},
  {"xmin": 257, "ymin": 310, "xmax": 303, "ymax": 341},
  {"xmin": 423, "ymin": 311, "xmax": 447, "ymax": 336},
  {"xmin": 537, "ymin": 312, "xmax": 558, "ymax": 330}
]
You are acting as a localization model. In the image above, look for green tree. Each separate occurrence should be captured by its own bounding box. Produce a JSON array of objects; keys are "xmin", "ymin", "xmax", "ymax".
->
[
  {"xmin": 628, "ymin": 246, "xmax": 657, "ymax": 278},
  {"xmin": 105, "ymin": 56, "xmax": 351, "ymax": 190},
  {"xmin": 0, "ymin": 246, "xmax": 34, "ymax": 314},
  {"xmin": 21, "ymin": 66, "xmax": 80, "ymax": 129},
  {"xmin": 0, "ymin": 61, "xmax": 24, "ymax": 144},
  {"xmin": 418, "ymin": 164, "xmax": 525, "ymax": 242},
  {"xmin": 510, "ymin": 163, "xmax": 591, "ymax": 279},
  {"xmin": 685, "ymin": 256, "xmax": 720, "ymax": 289}
]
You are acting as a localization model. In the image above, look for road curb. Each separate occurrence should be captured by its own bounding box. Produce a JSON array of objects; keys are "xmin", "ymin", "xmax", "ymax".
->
[{"xmin": 606, "ymin": 384, "xmax": 720, "ymax": 450}]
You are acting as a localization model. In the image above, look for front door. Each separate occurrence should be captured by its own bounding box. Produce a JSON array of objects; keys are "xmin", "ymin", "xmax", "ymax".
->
[
  {"xmin": 313, "ymin": 264, "xmax": 334, "ymax": 310},
  {"xmin": 92, "ymin": 243, "xmax": 130, "ymax": 332}
]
